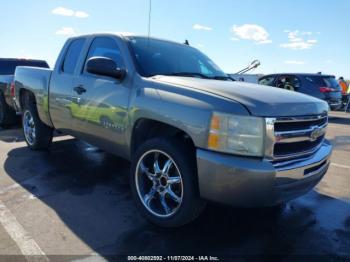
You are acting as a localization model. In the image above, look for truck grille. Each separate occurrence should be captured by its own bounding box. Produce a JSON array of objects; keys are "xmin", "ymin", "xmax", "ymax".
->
[{"xmin": 265, "ymin": 114, "xmax": 328, "ymax": 161}]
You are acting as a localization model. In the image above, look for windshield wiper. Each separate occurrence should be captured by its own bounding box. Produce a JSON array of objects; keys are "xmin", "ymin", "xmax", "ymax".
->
[
  {"xmin": 211, "ymin": 75, "xmax": 235, "ymax": 81},
  {"xmin": 149, "ymin": 72, "xmax": 235, "ymax": 81},
  {"xmin": 161, "ymin": 72, "xmax": 211, "ymax": 79}
]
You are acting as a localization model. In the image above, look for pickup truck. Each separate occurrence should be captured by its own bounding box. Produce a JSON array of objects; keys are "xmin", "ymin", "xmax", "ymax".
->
[
  {"xmin": 14, "ymin": 33, "xmax": 332, "ymax": 227},
  {"xmin": 0, "ymin": 58, "xmax": 49, "ymax": 127}
]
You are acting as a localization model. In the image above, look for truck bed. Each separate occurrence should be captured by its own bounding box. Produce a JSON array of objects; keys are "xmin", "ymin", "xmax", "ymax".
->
[
  {"xmin": 14, "ymin": 66, "xmax": 53, "ymax": 126},
  {"xmin": 0, "ymin": 75, "xmax": 14, "ymax": 107}
]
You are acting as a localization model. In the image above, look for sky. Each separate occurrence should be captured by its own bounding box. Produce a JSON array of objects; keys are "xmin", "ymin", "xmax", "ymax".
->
[{"xmin": 0, "ymin": 0, "xmax": 349, "ymax": 78}]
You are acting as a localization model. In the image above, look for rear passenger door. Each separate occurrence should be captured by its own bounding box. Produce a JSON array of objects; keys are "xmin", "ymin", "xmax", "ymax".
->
[
  {"xmin": 70, "ymin": 36, "xmax": 131, "ymax": 158},
  {"xmin": 49, "ymin": 38, "xmax": 87, "ymax": 133}
]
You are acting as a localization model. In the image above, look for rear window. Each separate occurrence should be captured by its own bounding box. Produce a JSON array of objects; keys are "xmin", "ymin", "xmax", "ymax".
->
[
  {"xmin": 0, "ymin": 60, "xmax": 49, "ymax": 75},
  {"xmin": 305, "ymin": 75, "xmax": 341, "ymax": 91}
]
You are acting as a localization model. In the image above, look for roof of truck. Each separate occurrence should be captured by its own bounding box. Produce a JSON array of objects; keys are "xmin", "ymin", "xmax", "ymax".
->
[{"xmin": 67, "ymin": 32, "xmax": 191, "ymax": 47}]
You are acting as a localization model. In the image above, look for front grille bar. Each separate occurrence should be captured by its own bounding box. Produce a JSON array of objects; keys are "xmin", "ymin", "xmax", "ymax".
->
[
  {"xmin": 265, "ymin": 114, "xmax": 328, "ymax": 161},
  {"xmin": 274, "ymin": 123, "xmax": 327, "ymax": 143}
]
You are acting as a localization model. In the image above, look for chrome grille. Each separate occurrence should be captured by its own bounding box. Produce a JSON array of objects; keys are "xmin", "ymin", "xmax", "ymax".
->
[{"xmin": 265, "ymin": 114, "xmax": 328, "ymax": 161}]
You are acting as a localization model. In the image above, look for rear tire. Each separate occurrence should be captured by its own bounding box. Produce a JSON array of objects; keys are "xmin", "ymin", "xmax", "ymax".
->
[
  {"xmin": 22, "ymin": 93, "xmax": 53, "ymax": 150},
  {"xmin": 130, "ymin": 138, "xmax": 205, "ymax": 227},
  {"xmin": 0, "ymin": 92, "xmax": 17, "ymax": 127}
]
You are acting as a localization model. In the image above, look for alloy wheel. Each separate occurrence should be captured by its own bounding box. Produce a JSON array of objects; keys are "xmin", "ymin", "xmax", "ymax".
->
[
  {"xmin": 135, "ymin": 150, "xmax": 183, "ymax": 218},
  {"xmin": 23, "ymin": 110, "xmax": 36, "ymax": 145}
]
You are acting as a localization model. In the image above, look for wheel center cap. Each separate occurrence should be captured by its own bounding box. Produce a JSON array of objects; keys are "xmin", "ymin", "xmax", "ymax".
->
[{"xmin": 159, "ymin": 176, "xmax": 168, "ymax": 187}]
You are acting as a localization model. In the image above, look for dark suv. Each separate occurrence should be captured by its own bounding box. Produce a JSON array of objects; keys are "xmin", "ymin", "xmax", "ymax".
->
[{"xmin": 259, "ymin": 73, "xmax": 342, "ymax": 110}]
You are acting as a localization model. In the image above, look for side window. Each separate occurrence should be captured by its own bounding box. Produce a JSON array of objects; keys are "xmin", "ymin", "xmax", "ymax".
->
[
  {"xmin": 259, "ymin": 76, "xmax": 275, "ymax": 86},
  {"xmin": 84, "ymin": 37, "xmax": 125, "ymax": 72},
  {"xmin": 198, "ymin": 60, "xmax": 213, "ymax": 75},
  {"xmin": 62, "ymin": 39, "xmax": 86, "ymax": 74},
  {"xmin": 276, "ymin": 75, "xmax": 300, "ymax": 91}
]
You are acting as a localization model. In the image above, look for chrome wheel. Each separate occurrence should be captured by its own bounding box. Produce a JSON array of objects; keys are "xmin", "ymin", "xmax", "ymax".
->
[
  {"xmin": 135, "ymin": 150, "xmax": 183, "ymax": 218},
  {"xmin": 23, "ymin": 110, "xmax": 36, "ymax": 145}
]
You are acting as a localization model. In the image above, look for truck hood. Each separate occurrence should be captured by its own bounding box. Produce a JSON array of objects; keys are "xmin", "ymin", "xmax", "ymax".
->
[{"xmin": 154, "ymin": 76, "xmax": 329, "ymax": 117}]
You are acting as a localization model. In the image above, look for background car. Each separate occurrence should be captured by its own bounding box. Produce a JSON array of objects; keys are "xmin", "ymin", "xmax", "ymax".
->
[
  {"xmin": 259, "ymin": 73, "xmax": 342, "ymax": 110},
  {"xmin": 0, "ymin": 58, "xmax": 49, "ymax": 127}
]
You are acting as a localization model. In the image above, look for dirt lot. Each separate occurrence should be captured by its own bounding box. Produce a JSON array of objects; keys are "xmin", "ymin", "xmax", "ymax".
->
[{"xmin": 0, "ymin": 112, "xmax": 349, "ymax": 261}]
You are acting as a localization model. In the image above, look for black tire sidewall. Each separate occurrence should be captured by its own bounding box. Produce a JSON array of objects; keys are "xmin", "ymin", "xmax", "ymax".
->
[{"xmin": 130, "ymin": 138, "xmax": 205, "ymax": 227}]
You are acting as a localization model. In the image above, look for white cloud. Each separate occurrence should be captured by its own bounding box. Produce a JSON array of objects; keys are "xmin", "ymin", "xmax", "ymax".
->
[
  {"xmin": 289, "ymin": 37, "xmax": 303, "ymax": 42},
  {"xmin": 52, "ymin": 6, "xmax": 89, "ymax": 18},
  {"xmin": 231, "ymin": 24, "xmax": 272, "ymax": 44},
  {"xmin": 52, "ymin": 7, "xmax": 74, "ymax": 16},
  {"xmin": 284, "ymin": 60, "xmax": 305, "ymax": 65},
  {"xmin": 75, "ymin": 11, "xmax": 89, "ymax": 18},
  {"xmin": 280, "ymin": 30, "xmax": 318, "ymax": 50},
  {"xmin": 325, "ymin": 59, "xmax": 333, "ymax": 64},
  {"xmin": 280, "ymin": 42, "xmax": 313, "ymax": 50},
  {"xmin": 193, "ymin": 24, "xmax": 212, "ymax": 31},
  {"xmin": 55, "ymin": 27, "xmax": 76, "ymax": 36},
  {"xmin": 301, "ymin": 31, "xmax": 312, "ymax": 35},
  {"xmin": 307, "ymin": 39, "xmax": 317, "ymax": 44}
]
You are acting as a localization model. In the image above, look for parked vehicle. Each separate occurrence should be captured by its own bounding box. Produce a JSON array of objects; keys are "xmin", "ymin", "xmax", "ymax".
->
[
  {"xmin": 14, "ymin": 34, "xmax": 332, "ymax": 227},
  {"xmin": 258, "ymin": 73, "xmax": 342, "ymax": 110},
  {"xmin": 0, "ymin": 58, "xmax": 49, "ymax": 127}
]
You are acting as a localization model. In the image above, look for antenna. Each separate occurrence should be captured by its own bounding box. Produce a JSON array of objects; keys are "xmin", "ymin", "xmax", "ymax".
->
[{"xmin": 148, "ymin": 0, "xmax": 152, "ymax": 38}]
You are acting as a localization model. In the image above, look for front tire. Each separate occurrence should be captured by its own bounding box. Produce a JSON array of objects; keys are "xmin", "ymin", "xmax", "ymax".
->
[
  {"xmin": 130, "ymin": 138, "xmax": 205, "ymax": 227},
  {"xmin": 22, "ymin": 93, "xmax": 53, "ymax": 150}
]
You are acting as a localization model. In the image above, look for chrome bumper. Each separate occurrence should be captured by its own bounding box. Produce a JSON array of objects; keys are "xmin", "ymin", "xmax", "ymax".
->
[{"xmin": 196, "ymin": 140, "xmax": 332, "ymax": 206}]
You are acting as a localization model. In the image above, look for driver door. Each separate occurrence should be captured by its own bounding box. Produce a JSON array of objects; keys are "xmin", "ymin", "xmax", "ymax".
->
[{"xmin": 71, "ymin": 36, "xmax": 130, "ymax": 157}]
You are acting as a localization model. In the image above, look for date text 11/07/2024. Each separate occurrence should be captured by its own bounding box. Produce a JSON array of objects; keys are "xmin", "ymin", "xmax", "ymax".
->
[{"xmin": 127, "ymin": 256, "xmax": 220, "ymax": 261}]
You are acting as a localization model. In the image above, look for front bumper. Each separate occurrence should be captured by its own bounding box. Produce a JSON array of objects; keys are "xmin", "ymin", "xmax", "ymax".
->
[{"xmin": 196, "ymin": 140, "xmax": 332, "ymax": 206}]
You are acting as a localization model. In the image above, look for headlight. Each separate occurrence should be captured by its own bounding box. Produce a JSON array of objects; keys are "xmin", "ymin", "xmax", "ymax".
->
[{"xmin": 208, "ymin": 112, "xmax": 265, "ymax": 157}]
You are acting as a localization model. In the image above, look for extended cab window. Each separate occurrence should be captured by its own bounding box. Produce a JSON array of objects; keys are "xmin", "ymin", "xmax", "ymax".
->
[
  {"xmin": 62, "ymin": 39, "xmax": 86, "ymax": 74},
  {"xmin": 84, "ymin": 37, "xmax": 125, "ymax": 72}
]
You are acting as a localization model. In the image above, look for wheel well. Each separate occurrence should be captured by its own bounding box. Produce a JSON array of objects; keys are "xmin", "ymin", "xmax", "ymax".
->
[
  {"xmin": 131, "ymin": 119, "xmax": 196, "ymax": 155},
  {"xmin": 19, "ymin": 89, "xmax": 36, "ymax": 110}
]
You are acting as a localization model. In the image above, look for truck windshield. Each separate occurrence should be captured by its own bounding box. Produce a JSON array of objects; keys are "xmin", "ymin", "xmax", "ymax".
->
[
  {"xmin": 127, "ymin": 37, "xmax": 230, "ymax": 80},
  {"xmin": 0, "ymin": 60, "xmax": 49, "ymax": 75}
]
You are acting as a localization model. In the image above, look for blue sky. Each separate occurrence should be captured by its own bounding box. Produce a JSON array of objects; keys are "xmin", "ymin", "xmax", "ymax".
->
[{"xmin": 0, "ymin": 0, "xmax": 349, "ymax": 78}]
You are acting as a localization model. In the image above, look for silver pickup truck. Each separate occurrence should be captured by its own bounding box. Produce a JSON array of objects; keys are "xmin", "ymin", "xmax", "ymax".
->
[{"xmin": 14, "ymin": 33, "xmax": 332, "ymax": 227}]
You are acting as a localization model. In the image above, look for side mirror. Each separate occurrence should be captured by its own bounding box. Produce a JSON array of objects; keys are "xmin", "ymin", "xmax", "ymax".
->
[{"xmin": 86, "ymin": 57, "xmax": 126, "ymax": 80}]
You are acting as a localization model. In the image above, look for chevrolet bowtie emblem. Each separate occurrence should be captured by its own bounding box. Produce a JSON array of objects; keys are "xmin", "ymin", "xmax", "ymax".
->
[{"xmin": 310, "ymin": 126, "xmax": 323, "ymax": 141}]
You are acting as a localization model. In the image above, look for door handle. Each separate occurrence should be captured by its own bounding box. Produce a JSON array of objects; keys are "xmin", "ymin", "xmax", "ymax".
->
[{"xmin": 73, "ymin": 85, "xmax": 86, "ymax": 95}]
